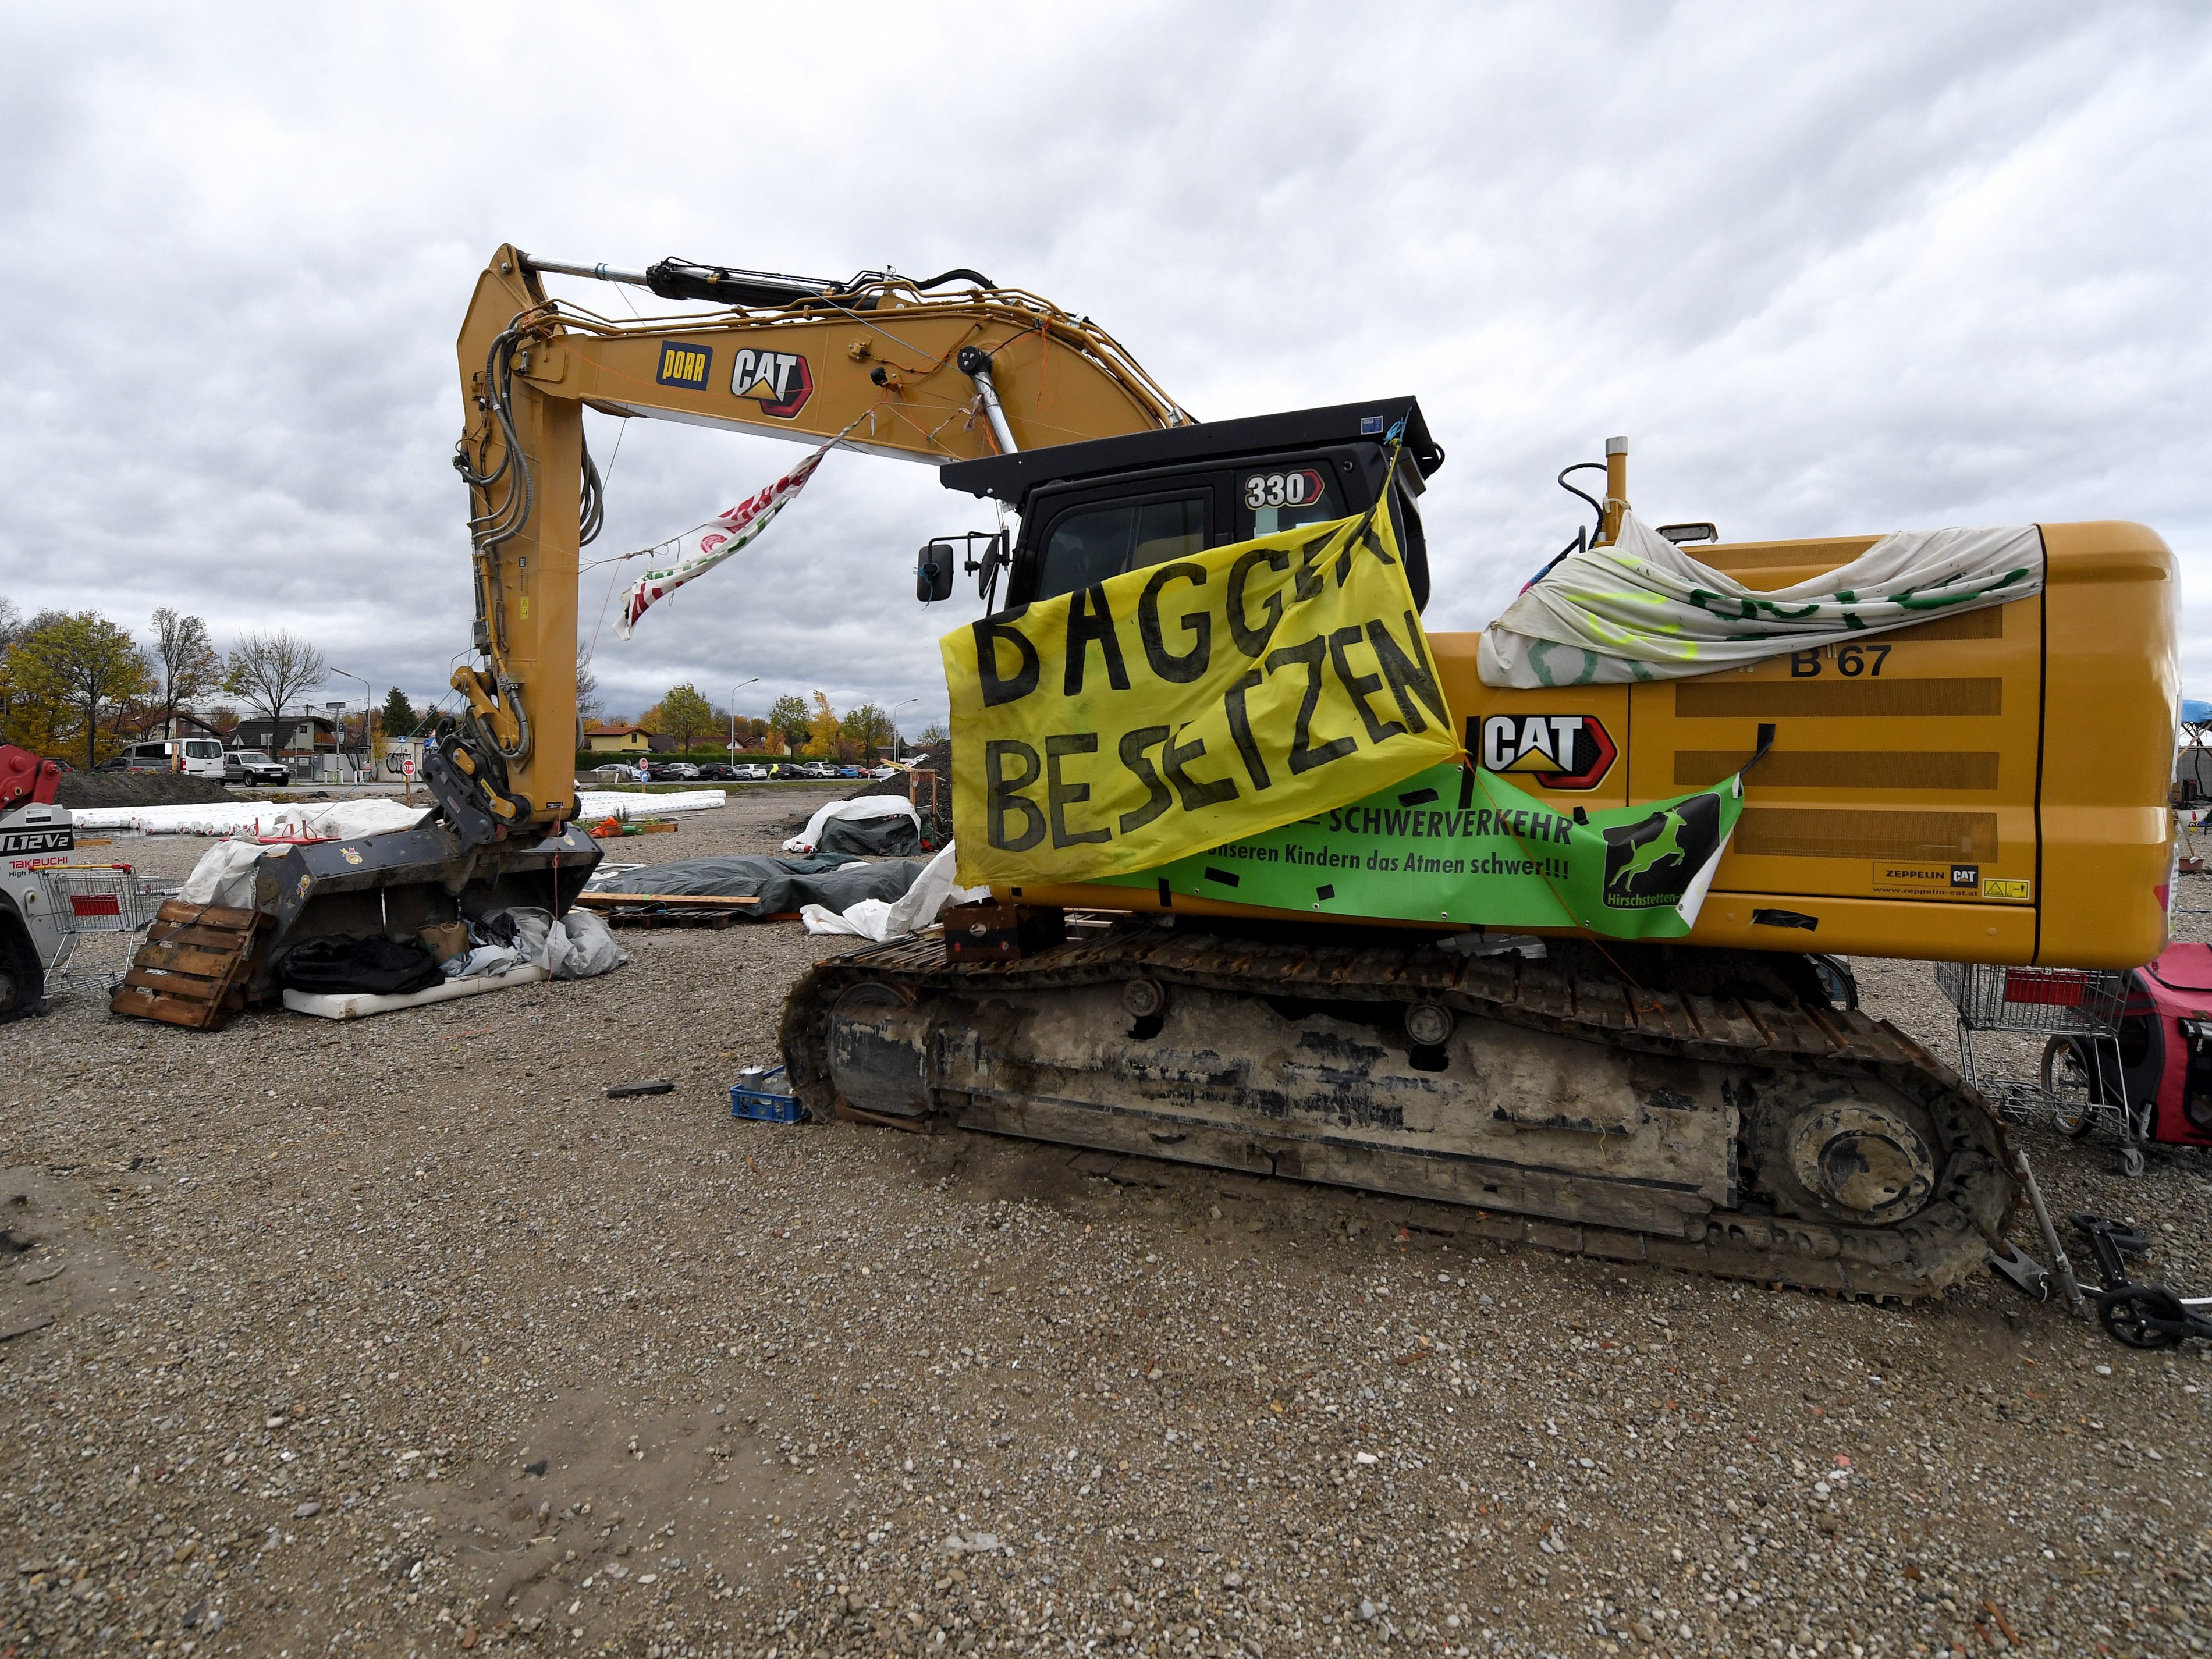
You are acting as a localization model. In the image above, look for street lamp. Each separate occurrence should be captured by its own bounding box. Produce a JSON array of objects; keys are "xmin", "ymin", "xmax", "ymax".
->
[
  {"xmin": 727, "ymin": 677, "xmax": 760, "ymax": 756},
  {"xmin": 886, "ymin": 697, "xmax": 919, "ymax": 761},
  {"xmin": 328, "ymin": 667, "xmax": 372, "ymax": 783}
]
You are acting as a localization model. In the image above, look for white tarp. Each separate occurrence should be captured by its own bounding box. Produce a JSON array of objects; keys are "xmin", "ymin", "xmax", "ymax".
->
[
  {"xmin": 276, "ymin": 799, "xmax": 431, "ymax": 838},
  {"xmin": 86, "ymin": 790, "xmax": 722, "ymax": 839},
  {"xmin": 782, "ymin": 795, "xmax": 921, "ymax": 855},
  {"xmin": 1478, "ymin": 511, "xmax": 2043, "ymax": 688},
  {"xmin": 801, "ymin": 842, "xmax": 989, "ymax": 940},
  {"xmin": 74, "ymin": 798, "xmax": 431, "ymax": 837},
  {"xmin": 576, "ymin": 789, "xmax": 725, "ymax": 820},
  {"xmin": 499, "ymin": 905, "xmax": 628, "ymax": 979},
  {"xmin": 179, "ymin": 840, "xmax": 280, "ymax": 907}
]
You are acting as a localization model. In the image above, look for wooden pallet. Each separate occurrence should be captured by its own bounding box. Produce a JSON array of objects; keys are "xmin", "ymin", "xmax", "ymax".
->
[
  {"xmin": 571, "ymin": 891, "xmax": 758, "ymax": 911},
  {"xmin": 573, "ymin": 891, "xmax": 764, "ymax": 930},
  {"xmin": 109, "ymin": 900, "xmax": 267, "ymax": 1030}
]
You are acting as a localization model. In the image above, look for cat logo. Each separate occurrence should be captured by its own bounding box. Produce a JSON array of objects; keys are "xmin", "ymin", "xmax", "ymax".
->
[
  {"xmin": 654, "ymin": 340, "xmax": 713, "ymax": 390},
  {"xmin": 1475, "ymin": 713, "xmax": 1616, "ymax": 790},
  {"xmin": 730, "ymin": 347, "xmax": 814, "ymax": 418}
]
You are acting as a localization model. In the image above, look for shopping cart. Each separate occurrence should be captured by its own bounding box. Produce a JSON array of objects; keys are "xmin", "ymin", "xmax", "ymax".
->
[
  {"xmin": 1934, "ymin": 960, "xmax": 2147, "ymax": 1174},
  {"xmin": 37, "ymin": 864, "xmax": 159, "ymax": 989}
]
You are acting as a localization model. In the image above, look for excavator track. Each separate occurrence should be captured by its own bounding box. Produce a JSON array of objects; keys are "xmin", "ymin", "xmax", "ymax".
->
[{"xmin": 780, "ymin": 923, "xmax": 2015, "ymax": 1299}]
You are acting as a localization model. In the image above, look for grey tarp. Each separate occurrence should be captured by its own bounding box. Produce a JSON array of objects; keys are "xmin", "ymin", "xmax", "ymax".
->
[
  {"xmin": 591, "ymin": 855, "xmax": 924, "ymax": 918},
  {"xmin": 817, "ymin": 813, "xmax": 923, "ymax": 858}
]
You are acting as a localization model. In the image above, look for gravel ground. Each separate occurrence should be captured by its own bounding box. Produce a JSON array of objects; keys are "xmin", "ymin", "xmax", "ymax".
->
[{"xmin": 3, "ymin": 811, "xmax": 2210, "ymax": 1659}]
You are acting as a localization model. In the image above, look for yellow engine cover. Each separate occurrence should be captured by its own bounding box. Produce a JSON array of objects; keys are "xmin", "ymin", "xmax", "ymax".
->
[{"xmin": 1013, "ymin": 521, "xmax": 2177, "ymax": 971}]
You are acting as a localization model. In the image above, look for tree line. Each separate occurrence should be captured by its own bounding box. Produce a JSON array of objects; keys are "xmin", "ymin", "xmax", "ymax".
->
[
  {"xmin": 592, "ymin": 685, "xmax": 942, "ymax": 762},
  {"xmin": 0, "ymin": 599, "xmax": 335, "ymax": 768}
]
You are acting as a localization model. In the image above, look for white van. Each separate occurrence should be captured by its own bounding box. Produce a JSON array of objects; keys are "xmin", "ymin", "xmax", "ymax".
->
[{"xmin": 118, "ymin": 737, "xmax": 228, "ymax": 779}]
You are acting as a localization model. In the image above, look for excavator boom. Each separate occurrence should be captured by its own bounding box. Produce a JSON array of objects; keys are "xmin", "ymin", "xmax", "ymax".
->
[
  {"xmin": 225, "ymin": 244, "xmax": 1188, "ymax": 998},
  {"xmin": 443, "ymin": 244, "xmax": 1187, "ymax": 835}
]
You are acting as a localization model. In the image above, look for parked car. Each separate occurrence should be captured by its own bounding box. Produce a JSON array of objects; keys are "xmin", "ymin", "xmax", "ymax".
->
[
  {"xmin": 119, "ymin": 737, "xmax": 228, "ymax": 777},
  {"xmin": 838, "ymin": 766, "xmax": 864, "ymax": 778},
  {"xmin": 225, "ymin": 748, "xmax": 288, "ymax": 786},
  {"xmin": 643, "ymin": 761, "xmax": 699, "ymax": 781},
  {"xmin": 731, "ymin": 763, "xmax": 769, "ymax": 781},
  {"xmin": 94, "ymin": 757, "xmax": 129, "ymax": 772},
  {"xmin": 587, "ymin": 763, "xmax": 637, "ymax": 784},
  {"xmin": 694, "ymin": 762, "xmax": 738, "ymax": 780},
  {"xmin": 867, "ymin": 764, "xmax": 900, "ymax": 780}
]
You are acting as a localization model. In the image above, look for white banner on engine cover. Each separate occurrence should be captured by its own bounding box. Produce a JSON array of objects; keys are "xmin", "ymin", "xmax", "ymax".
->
[{"xmin": 1478, "ymin": 512, "xmax": 2043, "ymax": 688}]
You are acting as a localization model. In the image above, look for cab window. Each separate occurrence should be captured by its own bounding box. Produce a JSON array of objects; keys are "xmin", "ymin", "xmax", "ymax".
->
[
  {"xmin": 1235, "ymin": 463, "xmax": 1344, "ymax": 538},
  {"xmin": 1035, "ymin": 493, "xmax": 1209, "ymax": 600}
]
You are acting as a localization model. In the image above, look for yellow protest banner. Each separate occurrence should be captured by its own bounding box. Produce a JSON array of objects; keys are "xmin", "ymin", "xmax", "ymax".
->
[{"xmin": 942, "ymin": 498, "xmax": 1461, "ymax": 886}]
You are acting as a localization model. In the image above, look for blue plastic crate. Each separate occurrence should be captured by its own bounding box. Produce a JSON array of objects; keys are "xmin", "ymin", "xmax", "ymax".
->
[{"xmin": 730, "ymin": 1065, "xmax": 804, "ymax": 1124}]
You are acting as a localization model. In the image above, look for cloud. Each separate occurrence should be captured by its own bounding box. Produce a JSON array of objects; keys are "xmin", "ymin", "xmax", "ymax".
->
[{"xmin": 1, "ymin": 0, "xmax": 2205, "ymax": 735}]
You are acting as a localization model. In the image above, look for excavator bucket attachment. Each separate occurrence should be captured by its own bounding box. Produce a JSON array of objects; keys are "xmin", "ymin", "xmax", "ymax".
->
[{"xmin": 237, "ymin": 817, "xmax": 600, "ymax": 1003}]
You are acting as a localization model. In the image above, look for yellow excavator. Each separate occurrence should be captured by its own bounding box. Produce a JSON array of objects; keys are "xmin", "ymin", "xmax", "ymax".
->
[{"xmin": 258, "ymin": 243, "xmax": 2179, "ymax": 1298}]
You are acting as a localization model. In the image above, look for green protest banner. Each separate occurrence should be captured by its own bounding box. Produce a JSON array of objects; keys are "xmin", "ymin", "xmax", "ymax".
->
[{"xmin": 1096, "ymin": 761, "xmax": 1748, "ymax": 939}]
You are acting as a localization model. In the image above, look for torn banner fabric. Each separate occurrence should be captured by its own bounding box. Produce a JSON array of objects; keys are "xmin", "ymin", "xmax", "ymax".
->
[
  {"xmin": 1478, "ymin": 511, "xmax": 2042, "ymax": 688},
  {"xmin": 614, "ymin": 442, "xmax": 830, "ymax": 639}
]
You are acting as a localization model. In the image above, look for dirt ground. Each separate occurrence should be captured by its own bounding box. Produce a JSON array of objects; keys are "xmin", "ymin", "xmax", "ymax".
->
[{"xmin": 3, "ymin": 799, "xmax": 2209, "ymax": 1659}]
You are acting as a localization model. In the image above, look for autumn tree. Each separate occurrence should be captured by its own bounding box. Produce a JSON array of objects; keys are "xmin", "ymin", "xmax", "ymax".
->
[
  {"xmin": 13, "ymin": 611, "xmax": 156, "ymax": 768},
  {"xmin": 226, "ymin": 630, "xmax": 326, "ymax": 725},
  {"xmin": 766, "ymin": 692, "xmax": 811, "ymax": 752},
  {"xmin": 0, "ymin": 599, "xmax": 26, "ymax": 751},
  {"xmin": 654, "ymin": 683, "xmax": 715, "ymax": 752},
  {"xmin": 0, "ymin": 605, "xmax": 69, "ymax": 754},
  {"xmin": 805, "ymin": 691, "xmax": 842, "ymax": 759},
  {"xmin": 150, "ymin": 608, "xmax": 223, "ymax": 738},
  {"xmin": 840, "ymin": 701, "xmax": 897, "ymax": 759}
]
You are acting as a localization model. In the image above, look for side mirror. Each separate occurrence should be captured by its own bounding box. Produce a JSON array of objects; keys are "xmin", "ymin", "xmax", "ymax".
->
[{"xmin": 916, "ymin": 541, "xmax": 957, "ymax": 603}]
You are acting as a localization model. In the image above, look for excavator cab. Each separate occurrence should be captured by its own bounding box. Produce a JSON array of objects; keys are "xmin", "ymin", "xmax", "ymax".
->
[{"xmin": 935, "ymin": 398, "xmax": 1444, "ymax": 612}]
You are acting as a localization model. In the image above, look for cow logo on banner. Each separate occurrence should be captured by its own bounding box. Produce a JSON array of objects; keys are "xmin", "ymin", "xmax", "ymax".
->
[
  {"xmin": 1601, "ymin": 794, "xmax": 1722, "ymax": 911},
  {"xmin": 943, "ymin": 499, "xmax": 1460, "ymax": 887}
]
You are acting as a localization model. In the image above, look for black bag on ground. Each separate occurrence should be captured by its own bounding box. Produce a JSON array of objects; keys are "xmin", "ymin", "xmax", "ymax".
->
[{"xmin": 276, "ymin": 934, "xmax": 445, "ymax": 996}]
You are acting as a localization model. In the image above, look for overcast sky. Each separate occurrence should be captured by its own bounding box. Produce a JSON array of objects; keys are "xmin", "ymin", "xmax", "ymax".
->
[{"xmin": 3, "ymin": 2, "xmax": 2206, "ymax": 736}]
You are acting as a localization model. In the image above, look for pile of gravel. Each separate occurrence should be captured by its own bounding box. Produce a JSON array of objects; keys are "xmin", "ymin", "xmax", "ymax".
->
[
  {"xmin": 52, "ymin": 771, "xmax": 236, "ymax": 810},
  {"xmin": 848, "ymin": 740, "xmax": 953, "ymax": 837}
]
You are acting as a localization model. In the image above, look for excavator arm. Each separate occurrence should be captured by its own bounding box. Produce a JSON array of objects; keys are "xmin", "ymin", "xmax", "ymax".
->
[{"xmin": 439, "ymin": 243, "xmax": 1187, "ymax": 840}]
